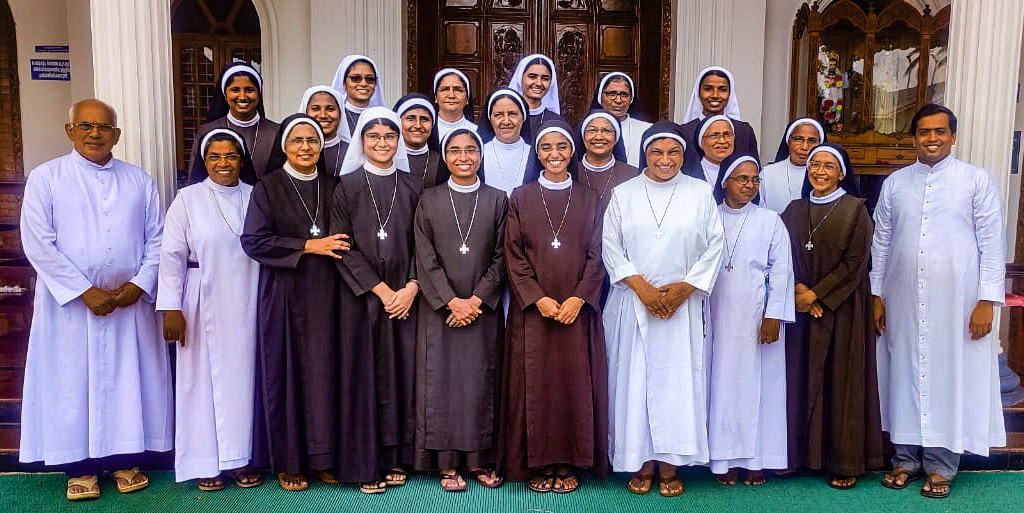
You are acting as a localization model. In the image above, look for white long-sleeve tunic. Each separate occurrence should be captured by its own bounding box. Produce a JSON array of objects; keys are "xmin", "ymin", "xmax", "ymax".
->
[
  {"xmin": 156, "ymin": 179, "xmax": 259, "ymax": 481},
  {"xmin": 603, "ymin": 171, "xmax": 724, "ymax": 471},
  {"xmin": 620, "ymin": 116, "xmax": 653, "ymax": 168},
  {"xmin": 18, "ymin": 151, "xmax": 172, "ymax": 465},
  {"xmin": 760, "ymin": 159, "xmax": 805, "ymax": 213},
  {"xmin": 707, "ymin": 202, "xmax": 794, "ymax": 473},
  {"xmin": 871, "ymin": 155, "xmax": 1006, "ymax": 455}
]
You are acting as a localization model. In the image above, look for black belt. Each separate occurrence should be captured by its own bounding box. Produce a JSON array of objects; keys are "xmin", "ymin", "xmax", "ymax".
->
[{"xmin": 187, "ymin": 260, "xmax": 199, "ymax": 268}]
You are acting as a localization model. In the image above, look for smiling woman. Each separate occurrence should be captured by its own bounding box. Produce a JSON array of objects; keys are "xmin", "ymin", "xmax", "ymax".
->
[{"xmin": 186, "ymin": 63, "xmax": 280, "ymax": 184}]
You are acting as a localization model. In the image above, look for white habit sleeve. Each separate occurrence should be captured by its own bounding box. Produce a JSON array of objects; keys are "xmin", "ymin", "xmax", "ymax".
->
[
  {"xmin": 602, "ymin": 190, "xmax": 639, "ymax": 284},
  {"xmin": 155, "ymin": 196, "xmax": 191, "ymax": 311},
  {"xmin": 765, "ymin": 215, "xmax": 795, "ymax": 322},
  {"xmin": 869, "ymin": 177, "xmax": 894, "ymax": 297},
  {"xmin": 682, "ymin": 194, "xmax": 725, "ymax": 294}
]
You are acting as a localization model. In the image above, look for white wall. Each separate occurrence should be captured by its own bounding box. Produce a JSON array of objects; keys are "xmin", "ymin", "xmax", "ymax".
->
[{"xmin": 9, "ymin": 0, "xmax": 93, "ymax": 172}]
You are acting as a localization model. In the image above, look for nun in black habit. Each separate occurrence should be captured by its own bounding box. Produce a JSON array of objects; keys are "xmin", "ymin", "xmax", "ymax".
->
[
  {"xmin": 394, "ymin": 93, "xmax": 447, "ymax": 191},
  {"xmin": 241, "ymin": 114, "xmax": 346, "ymax": 491},
  {"xmin": 188, "ymin": 63, "xmax": 280, "ymax": 184},
  {"xmin": 331, "ymin": 106, "xmax": 421, "ymax": 494}
]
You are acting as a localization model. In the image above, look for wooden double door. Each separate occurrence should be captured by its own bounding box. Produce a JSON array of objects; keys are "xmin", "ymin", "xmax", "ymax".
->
[{"xmin": 410, "ymin": 0, "xmax": 671, "ymax": 128}]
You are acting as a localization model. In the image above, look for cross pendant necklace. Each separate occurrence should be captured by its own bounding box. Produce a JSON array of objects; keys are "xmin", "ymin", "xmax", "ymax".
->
[
  {"xmin": 448, "ymin": 185, "xmax": 480, "ymax": 256},
  {"xmin": 805, "ymin": 198, "xmax": 841, "ymax": 251},
  {"xmin": 644, "ymin": 178, "xmax": 678, "ymax": 240},
  {"xmin": 723, "ymin": 209, "xmax": 750, "ymax": 272},
  {"xmin": 283, "ymin": 169, "xmax": 321, "ymax": 238},
  {"xmin": 539, "ymin": 182, "xmax": 572, "ymax": 250},
  {"xmin": 364, "ymin": 167, "xmax": 399, "ymax": 241}
]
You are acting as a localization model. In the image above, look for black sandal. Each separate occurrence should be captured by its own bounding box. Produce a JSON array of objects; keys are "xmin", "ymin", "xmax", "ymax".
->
[
  {"xmin": 920, "ymin": 476, "xmax": 951, "ymax": 499},
  {"xmin": 466, "ymin": 468, "xmax": 503, "ymax": 489},
  {"xmin": 881, "ymin": 467, "xmax": 922, "ymax": 490},
  {"xmin": 528, "ymin": 469, "xmax": 554, "ymax": 493},
  {"xmin": 552, "ymin": 470, "xmax": 579, "ymax": 494},
  {"xmin": 385, "ymin": 467, "xmax": 407, "ymax": 486}
]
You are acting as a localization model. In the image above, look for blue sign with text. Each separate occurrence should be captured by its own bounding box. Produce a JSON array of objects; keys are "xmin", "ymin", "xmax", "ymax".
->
[{"xmin": 30, "ymin": 59, "xmax": 70, "ymax": 81}]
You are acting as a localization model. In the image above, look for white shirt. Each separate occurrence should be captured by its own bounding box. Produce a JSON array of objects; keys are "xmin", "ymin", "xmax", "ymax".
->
[
  {"xmin": 19, "ymin": 151, "xmax": 172, "ymax": 464},
  {"xmin": 871, "ymin": 154, "xmax": 1006, "ymax": 455},
  {"xmin": 620, "ymin": 116, "xmax": 653, "ymax": 168},
  {"xmin": 436, "ymin": 116, "xmax": 478, "ymax": 142},
  {"xmin": 483, "ymin": 138, "xmax": 530, "ymax": 197}
]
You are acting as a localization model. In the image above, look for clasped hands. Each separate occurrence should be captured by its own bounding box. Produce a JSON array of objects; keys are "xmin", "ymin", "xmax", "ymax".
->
[
  {"xmin": 535, "ymin": 296, "xmax": 585, "ymax": 325},
  {"xmin": 81, "ymin": 282, "xmax": 144, "ymax": 317},
  {"xmin": 794, "ymin": 283, "xmax": 823, "ymax": 318},
  {"xmin": 629, "ymin": 276, "xmax": 694, "ymax": 320},
  {"xmin": 372, "ymin": 281, "xmax": 418, "ymax": 320},
  {"xmin": 447, "ymin": 296, "xmax": 484, "ymax": 327}
]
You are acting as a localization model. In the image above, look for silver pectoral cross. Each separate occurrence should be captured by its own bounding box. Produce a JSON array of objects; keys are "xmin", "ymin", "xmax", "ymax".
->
[
  {"xmin": 310, "ymin": 224, "xmax": 322, "ymax": 237},
  {"xmin": 551, "ymin": 238, "xmax": 561, "ymax": 249},
  {"xmin": 459, "ymin": 243, "xmax": 469, "ymax": 255},
  {"xmin": 805, "ymin": 240, "xmax": 814, "ymax": 251},
  {"xmin": 377, "ymin": 227, "xmax": 388, "ymax": 240},
  {"xmin": 655, "ymin": 229, "xmax": 664, "ymax": 239},
  {"xmin": 725, "ymin": 262, "xmax": 734, "ymax": 272}
]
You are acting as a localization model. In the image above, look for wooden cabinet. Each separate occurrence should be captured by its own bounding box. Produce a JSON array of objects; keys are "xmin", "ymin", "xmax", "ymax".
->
[{"xmin": 789, "ymin": 0, "xmax": 950, "ymax": 205}]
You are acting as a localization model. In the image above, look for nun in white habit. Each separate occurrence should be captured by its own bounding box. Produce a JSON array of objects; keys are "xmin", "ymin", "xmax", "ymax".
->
[
  {"xmin": 760, "ymin": 118, "xmax": 825, "ymax": 213},
  {"xmin": 157, "ymin": 128, "xmax": 262, "ymax": 489},
  {"xmin": 603, "ymin": 122, "xmax": 724, "ymax": 495},
  {"xmin": 299, "ymin": 85, "xmax": 348, "ymax": 176},
  {"xmin": 507, "ymin": 54, "xmax": 565, "ymax": 137},
  {"xmin": 433, "ymin": 68, "xmax": 478, "ymax": 141},
  {"xmin": 479, "ymin": 87, "xmax": 540, "ymax": 197},
  {"xmin": 590, "ymin": 71, "xmax": 652, "ymax": 168},
  {"xmin": 706, "ymin": 154, "xmax": 794, "ymax": 485},
  {"xmin": 330, "ymin": 54, "xmax": 388, "ymax": 144}
]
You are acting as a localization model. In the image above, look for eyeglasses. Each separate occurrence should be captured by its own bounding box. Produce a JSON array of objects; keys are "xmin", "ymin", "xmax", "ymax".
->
[
  {"xmin": 347, "ymin": 74, "xmax": 377, "ymax": 84},
  {"xmin": 205, "ymin": 153, "xmax": 242, "ymax": 163},
  {"xmin": 584, "ymin": 127, "xmax": 616, "ymax": 136},
  {"xmin": 807, "ymin": 160, "xmax": 840, "ymax": 172},
  {"xmin": 286, "ymin": 137, "xmax": 322, "ymax": 147},
  {"xmin": 68, "ymin": 122, "xmax": 116, "ymax": 134},
  {"xmin": 364, "ymin": 133, "xmax": 399, "ymax": 142},
  {"xmin": 789, "ymin": 136, "xmax": 820, "ymax": 146},
  {"xmin": 446, "ymin": 147, "xmax": 480, "ymax": 157},
  {"xmin": 728, "ymin": 175, "xmax": 761, "ymax": 185},
  {"xmin": 703, "ymin": 131, "xmax": 734, "ymax": 141},
  {"xmin": 603, "ymin": 90, "xmax": 631, "ymax": 100}
]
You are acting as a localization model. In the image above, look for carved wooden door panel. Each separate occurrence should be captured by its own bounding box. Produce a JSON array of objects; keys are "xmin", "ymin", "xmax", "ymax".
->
[{"xmin": 412, "ymin": 0, "xmax": 669, "ymax": 127}]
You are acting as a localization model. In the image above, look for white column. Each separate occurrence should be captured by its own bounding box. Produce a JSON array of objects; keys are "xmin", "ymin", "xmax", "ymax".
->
[
  {"xmin": 671, "ymin": 0, "xmax": 766, "ymax": 139},
  {"xmin": 946, "ymin": 0, "xmax": 1024, "ymax": 211},
  {"xmin": 672, "ymin": 1, "xmax": 733, "ymax": 121},
  {"xmin": 309, "ymin": 0, "xmax": 405, "ymax": 104},
  {"xmin": 945, "ymin": 0, "xmax": 1024, "ymax": 400},
  {"xmin": 89, "ymin": 0, "xmax": 177, "ymax": 206}
]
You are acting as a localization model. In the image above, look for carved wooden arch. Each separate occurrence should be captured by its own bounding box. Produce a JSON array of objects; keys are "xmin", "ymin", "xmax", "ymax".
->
[
  {"xmin": 817, "ymin": 0, "xmax": 868, "ymax": 30},
  {"xmin": 405, "ymin": 0, "xmax": 673, "ymax": 122},
  {"xmin": 875, "ymin": 1, "xmax": 924, "ymax": 32},
  {"xmin": 0, "ymin": 0, "xmax": 22, "ymax": 181}
]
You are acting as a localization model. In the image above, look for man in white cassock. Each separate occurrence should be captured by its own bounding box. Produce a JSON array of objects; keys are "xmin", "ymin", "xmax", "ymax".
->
[
  {"xmin": 18, "ymin": 99, "xmax": 172, "ymax": 501},
  {"xmin": 603, "ymin": 122, "xmax": 723, "ymax": 497},
  {"xmin": 707, "ymin": 154, "xmax": 794, "ymax": 486},
  {"xmin": 872, "ymin": 104, "xmax": 1005, "ymax": 499}
]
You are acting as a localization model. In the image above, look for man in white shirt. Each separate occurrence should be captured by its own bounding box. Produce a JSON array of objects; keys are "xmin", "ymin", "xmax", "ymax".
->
[
  {"xmin": 19, "ymin": 99, "xmax": 172, "ymax": 501},
  {"xmin": 871, "ymin": 104, "xmax": 1005, "ymax": 499}
]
